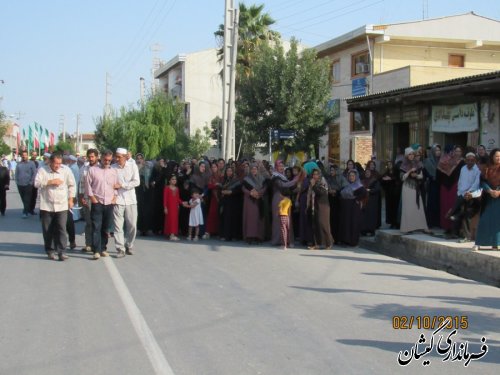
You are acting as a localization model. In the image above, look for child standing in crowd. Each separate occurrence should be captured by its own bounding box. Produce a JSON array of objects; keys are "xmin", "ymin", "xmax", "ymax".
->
[
  {"xmin": 278, "ymin": 195, "xmax": 292, "ymax": 249},
  {"xmin": 163, "ymin": 174, "xmax": 184, "ymax": 241},
  {"xmin": 187, "ymin": 189, "xmax": 204, "ymax": 241}
]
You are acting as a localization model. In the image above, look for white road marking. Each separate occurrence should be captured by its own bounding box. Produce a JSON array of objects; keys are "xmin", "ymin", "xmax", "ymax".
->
[{"xmin": 104, "ymin": 257, "xmax": 175, "ymax": 375}]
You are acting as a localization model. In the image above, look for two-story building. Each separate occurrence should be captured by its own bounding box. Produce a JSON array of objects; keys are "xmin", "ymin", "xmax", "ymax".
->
[
  {"xmin": 315, "ymin": 12, "xmax": 500, "ymax": 166},
  {"xmin": 154, "ymin": 48, "xmax": 223, "ymax": 139}
]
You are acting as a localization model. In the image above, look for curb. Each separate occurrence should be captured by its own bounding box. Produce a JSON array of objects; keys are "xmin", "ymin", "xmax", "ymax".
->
[{"xmin": 360, "ymin": 230, "xmax": 500, "ymax": 288}]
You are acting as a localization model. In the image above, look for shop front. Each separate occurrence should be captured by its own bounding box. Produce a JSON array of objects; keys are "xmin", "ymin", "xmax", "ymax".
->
[{"xmin": 346, "ymin": 71, "xmax": 500, "ymax": 163}]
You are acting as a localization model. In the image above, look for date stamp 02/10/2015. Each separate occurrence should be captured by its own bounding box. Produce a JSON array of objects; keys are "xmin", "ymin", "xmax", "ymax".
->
[
  {"xmin": 392, "ymin": 315, "xmax": 468, "ymax": 330},
  {"xmin": 393, "ymin": 316, "xmax": 489, "ymax": 367}
]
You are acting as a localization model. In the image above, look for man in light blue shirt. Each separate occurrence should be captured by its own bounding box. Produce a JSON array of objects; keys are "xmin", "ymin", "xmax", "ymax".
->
[{"xmin": 449, "ymin": 152, "xmax": 481, "ymax": 242}]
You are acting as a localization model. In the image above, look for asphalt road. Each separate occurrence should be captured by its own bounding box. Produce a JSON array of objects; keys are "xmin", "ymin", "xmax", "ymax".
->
[{"xmin": 1, "ymin": 186, "xmax": 499, "ymax": 375}]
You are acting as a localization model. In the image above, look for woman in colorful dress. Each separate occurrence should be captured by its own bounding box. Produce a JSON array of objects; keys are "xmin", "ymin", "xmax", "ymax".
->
[{"xmin": 474, "ymin": 148, "xmax": 500, "ymax": 250}]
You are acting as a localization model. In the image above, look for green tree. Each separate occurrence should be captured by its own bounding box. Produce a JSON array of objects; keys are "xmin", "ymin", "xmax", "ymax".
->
[
  {"xmin": 94, "ymin": 92, "xmax": 210, "ymax": 161},
  {"xmin": 237, "ymin": 38, "xmax": 333, "ymax": 156},
  {"xmin": 0, "ymin": 112, "xmax": 13, "ymax": 155},
  {"xmin": 54, "ymin": 140, "xmax": 74, "ymax": 154},
  {"xmin": 215, "ymin": 2, "xmax": 280, "ymax": 78}
]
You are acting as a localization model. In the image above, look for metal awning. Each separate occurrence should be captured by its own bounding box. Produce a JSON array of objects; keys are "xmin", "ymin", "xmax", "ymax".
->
[{"xmin": 346, "ymin": 70, "xmax": 500, "ymax": 111}]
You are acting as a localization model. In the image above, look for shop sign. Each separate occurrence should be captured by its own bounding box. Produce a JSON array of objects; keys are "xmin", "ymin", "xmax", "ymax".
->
[{"xmin": 432, "ymin": 103, "xmax": 478, "ymax": 133}]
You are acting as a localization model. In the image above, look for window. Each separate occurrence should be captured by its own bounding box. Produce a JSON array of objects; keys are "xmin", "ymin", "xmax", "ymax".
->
[
  {"xmin": 351, "ymin": 111, "xmax": 370, "ymax": 132},
  {"xmin": 448, "ymin": 54, "xmax": 465, "ymax": 67},
  {"xmin": 331, "ymin": 60, "xmax": 340, "ymax": 83},
  {"xmin": 351, "ymin": 51, "xmax": 370, "ymax": 77}
]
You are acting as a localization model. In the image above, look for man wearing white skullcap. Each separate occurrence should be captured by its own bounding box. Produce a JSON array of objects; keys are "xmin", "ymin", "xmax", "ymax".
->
[
  {"xmin": 112, "ymin": 148, "xmax": 140, "ymax": 257},
  {"xmin": 447, "ymin": 152, "xmax": 481, "ymax": 242}
]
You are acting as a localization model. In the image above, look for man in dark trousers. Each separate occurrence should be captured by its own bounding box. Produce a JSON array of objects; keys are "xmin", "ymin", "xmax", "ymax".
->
[
  {"xmin": 15, "ymin": 150, "xmax": 37, "ymax": 218},
  {"xmin": 0, "ymin": 161, "xmax": 10, "ymax": 216},
  {"xmin": 34, "ymin": 153, "xmax": 76, "ymax": 261}
]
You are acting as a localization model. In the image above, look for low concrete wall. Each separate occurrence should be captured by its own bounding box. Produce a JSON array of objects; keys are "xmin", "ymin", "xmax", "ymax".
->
[{"xmin": 360, "ymin": 230, "xmax": 500, "ymax": 288}]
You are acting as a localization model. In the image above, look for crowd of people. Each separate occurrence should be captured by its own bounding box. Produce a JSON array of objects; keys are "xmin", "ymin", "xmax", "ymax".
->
[{"xmin": 1, "ymin": 143, "xmax": 499, "ymax": 260}]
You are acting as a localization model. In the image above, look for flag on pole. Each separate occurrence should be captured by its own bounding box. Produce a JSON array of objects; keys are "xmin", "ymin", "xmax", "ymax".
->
[
  {"xmin": 50, "ymin": 132, "xmax": 55, "ymax": 148},
  {"xmin": 44, "ymin": 129, "xmax": 49, "ymax": 152},
  {"xmin": 34, "ymin": 123, "xmax": 40, "ymax": 150},
  {"xmin": 28, "ymin": 125, "xmax": 33, "ymax": 151}
]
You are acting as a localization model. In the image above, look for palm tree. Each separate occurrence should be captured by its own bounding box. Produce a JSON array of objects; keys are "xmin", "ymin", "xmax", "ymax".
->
[{"xmin": 215, "ymin": 2, "xmax": 280, "ymax": 78}]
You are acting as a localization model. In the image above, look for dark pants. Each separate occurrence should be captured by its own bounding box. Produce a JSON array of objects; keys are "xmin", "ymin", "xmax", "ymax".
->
[
  {"xmin": 82, "ymin": 203, "xmax": 93, "ymax": 247},
  {"xmin": 91, "ymin": 203, "xmax": 114, "ymax": 253},
  {"xmin": 453, "ymin": 197, "xmax": 481, "ymax": 240},
  {"xmin": 17, "ymin": 184, "xmax": 33, "ymax": 215},
  {"xmin": 0, "ymin": 187, "xmax": 6, "ymax": 215},
  {"xmin": 41, "ymin": 210, "xmax": 68, "ymax": 255},
  {"xmin": 66, "ymin": 210, "xmax": 75, "ymax": 244},
  {"xmin": 30, "ymin": 187, "xmax": 38, "ymax": 213}
]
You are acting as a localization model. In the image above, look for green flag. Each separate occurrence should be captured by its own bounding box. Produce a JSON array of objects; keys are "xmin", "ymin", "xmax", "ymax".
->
[{"xmin": 28, "ymin": 125, "xmax": 33, "ymax": 150}]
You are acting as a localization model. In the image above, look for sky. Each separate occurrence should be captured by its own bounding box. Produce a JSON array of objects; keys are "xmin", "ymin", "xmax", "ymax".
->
[{"xmin": 1, "ymin": 0, "xmax": 499, "ymax": 137}]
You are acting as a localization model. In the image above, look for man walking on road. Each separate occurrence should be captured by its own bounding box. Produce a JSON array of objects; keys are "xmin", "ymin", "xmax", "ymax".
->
[
  {"xmin": 79, "ymin": 148, "xmax": 99, "ymax": 252},
  {"xmin": 0, "ymin": 161, "xmax": 10, "ymax": 216},
  {"xmin": 34, "ymin": 153, "xmax": 76, "ymax": 261},
  {"xmin": 85, "ymin": 150, "xmax": 118, "ymax": 260},
  {"xmin": 112, "ymin": 148, "xmax": 140, "ymax": 257},
  {"xmin": 15, "ymin": 150, "xmax": 37, "ymax": 218}
]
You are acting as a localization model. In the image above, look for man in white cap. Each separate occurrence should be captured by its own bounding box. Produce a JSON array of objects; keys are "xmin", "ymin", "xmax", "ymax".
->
[
  {"xmin": 112, "ymin": 148, "xmax": 140, "ymax": 257},
  {"xmin": 448, "ymin": 152, "xmax": 482, "ymax": 242}
]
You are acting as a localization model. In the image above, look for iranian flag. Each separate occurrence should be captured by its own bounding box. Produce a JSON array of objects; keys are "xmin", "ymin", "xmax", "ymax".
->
[
  {"xmin": 28, "ymin": 125, "xmax": 33, "ymax": 151},
  {"xmin": 49, "ymin": 132, "xmax": 55, "ymax": 147},
  {"xmin": 34, "ymin": 123, "xmax": 40, "ymax": 150},
  {"xmin": 44, "ymin": 129, "xmax": 49, "ymax": 152},
  {"xmin": 12, "ymin": 124, "xmax": 20, "ymax": 154}
]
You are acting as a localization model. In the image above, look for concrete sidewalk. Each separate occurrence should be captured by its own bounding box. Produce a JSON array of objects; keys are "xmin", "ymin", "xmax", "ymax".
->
[{"xmin": 360, "ymin": 229, "xmax": 500, "ymax": 288}]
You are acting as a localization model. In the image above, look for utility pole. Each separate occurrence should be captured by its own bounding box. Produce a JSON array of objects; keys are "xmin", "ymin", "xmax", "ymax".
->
[
  {"xmin": 59, "ymin": 114, "xmax": 66, "ymax": 142},
  {"xmin": 75, "ymin": 113, "xmax": 81, "ymax": 154},
  {"xmin": 151, "ymin": 43, "xmax": 163, "ymax": 94},
  {"xmin": 105, "ymin": 72, "xmax": 112, "ymax": 118},
  {"xmin": 221, "ymin": 0, "xmax": 239, "ymax": 160}
]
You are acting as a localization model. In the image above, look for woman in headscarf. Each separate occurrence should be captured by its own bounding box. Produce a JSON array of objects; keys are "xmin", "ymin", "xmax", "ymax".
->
[
  {"xmin": 380, "ymin": 161, "xmax": 401, "ymax": 229},
  {"xmin": 474, "ymin": 148, "xmax": 500, "ymax": 250},
  {"xmin": 365, "ymin": 159, "xmax": 381, "ymax": 228},
  {"xmin": 400, "ymin": 147, "xmax": 429, "ymax": 234},
  {"xmin": 338, "ymin": 170, "xmax": 367, "ymax": 246},
  {"xmin": 242, "ymin": 163, "xmax": 267, "ymax": 243},
  {"xmin": 271, "ymin": 160, "xmax": 299, "ymax": 246},
  {"xmin": 307, "ymin": 169, "xmax": 333, "ymax": 249},
  {"xmin": 437, "ymin": 145, "xmax": 465, "ymax": 236},
  {"xmin": 219, "ymin": 165, "xmax": 242, "ymax": 241},
  {"xmin": 326, "ymin": 165, "xmax": 348, "ymax": 243},
  {"xmin": 477, "ymin": 144, "xmax": 489, "ymax": 173},
  {"xmin": 342, "ymin": 159, "xmax": 356, "ymax": 178},
  {"xmin": 205, "ymin": 162, "xmax": 222, "ymax": 239},
  {"xmin": 423, "ymin": 144, "xmax": 441, "ymax": 228},
  {"xmin": 190, "ymin": 161, "xmax": 210, "ymax": 237},
  {"xmin": 360, "ymin": 168, "xmax": 381, "ymax": 236},
  {"xmin": 135, "ymin": 153, "xmax": 153, "ymax": 236},
  {"xmin": 150, "ymin": 157, "xmax": 169, "ymax": 235},
  {"xmin": 298, "ymin": 161, "xmax": 317, "ymax": 247}
]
